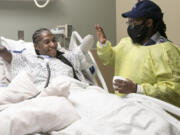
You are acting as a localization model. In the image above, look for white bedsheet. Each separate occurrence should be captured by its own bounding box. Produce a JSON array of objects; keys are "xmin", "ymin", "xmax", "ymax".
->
[
  {"xmin": 0, "ymin": 74, "xmax": 179, "ymax": 135},
  {"xmin": 50, "ymin": 76, "xmax": 180, "ymax": 135}
]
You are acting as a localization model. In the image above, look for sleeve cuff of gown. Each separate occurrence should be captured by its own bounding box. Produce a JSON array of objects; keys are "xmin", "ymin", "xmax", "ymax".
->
[
  {"xmin": 137, "ymin": 85, "xmax": 143, "ymax": 94},
  {"xmin": 97, "ymin": 41, "xmax": 108, "ymax": 47}
]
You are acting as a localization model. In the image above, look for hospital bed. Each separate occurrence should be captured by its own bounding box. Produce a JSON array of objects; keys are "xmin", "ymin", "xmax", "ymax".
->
[{"xmin": 0, "ymin": 32, "xmax": 179, "ymax": 135}]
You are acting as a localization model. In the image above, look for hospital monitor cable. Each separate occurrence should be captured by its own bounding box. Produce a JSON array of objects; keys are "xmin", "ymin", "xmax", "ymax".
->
[{"xmin": 34, "ymin": 0, "xmax": 50, "ymax": 8}]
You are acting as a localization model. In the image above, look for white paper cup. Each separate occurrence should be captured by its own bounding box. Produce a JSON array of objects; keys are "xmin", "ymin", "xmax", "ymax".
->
[{"xmin": 113, "ymin": 76, "xmax": 127, "ymax": 89}]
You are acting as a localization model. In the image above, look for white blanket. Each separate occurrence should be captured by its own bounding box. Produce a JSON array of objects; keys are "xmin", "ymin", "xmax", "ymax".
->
[
  {"xmin": 0, "ymin": 73, "xmax": 80, "ymax": 135},
  {"xmin": 50, "ymin": 76, "xmax": 180, "ymax": 135},
  {"xmin": 51, "ymin": 93, "xmax": 180, "ymax": 135},
  {"xmin": 0, "ymin": 74, "xmax": 179, "ymax": 135}
]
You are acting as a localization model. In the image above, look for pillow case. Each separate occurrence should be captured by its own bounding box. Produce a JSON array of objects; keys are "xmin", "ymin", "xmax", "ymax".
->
[{"xmin": 0, "ymin": 36, "xmax": 35, "ymax": 55}]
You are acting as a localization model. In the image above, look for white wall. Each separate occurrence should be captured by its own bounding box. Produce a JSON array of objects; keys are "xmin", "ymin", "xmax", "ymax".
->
[
  {"xmin": 0, "ymin": 0, "xmax": 116, "ymax": 44},
  {"xmin": 116, "ymin": 0, "xmax": 180, "ymax": 46}
]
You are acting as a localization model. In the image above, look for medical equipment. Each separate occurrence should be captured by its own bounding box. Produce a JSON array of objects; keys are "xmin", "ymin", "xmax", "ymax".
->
[
  {"xmin": 52, "ymin": 24, "xmax": 72, "ymax": 39},
  {"xmin": 51, "ymin": 24, "xmax": 72, "ymax": 48}
]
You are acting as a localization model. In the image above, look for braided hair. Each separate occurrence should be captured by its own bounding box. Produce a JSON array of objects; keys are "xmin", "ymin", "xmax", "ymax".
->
[
  {"xmin": 152, "ymin": 18, "xmax": 168, "ymax": 39},
  {"xmin": 32, "ymin": 28, "xmax": 51, "ymax": 55},
  {"xmin": 32, "ymin": 28, "xmax": 51, "ymax": 45}
]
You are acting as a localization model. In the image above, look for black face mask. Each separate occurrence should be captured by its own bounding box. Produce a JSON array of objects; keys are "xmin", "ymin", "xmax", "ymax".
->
[{"xmin": 127, "ymin": 23, "xmax": 149, "ymax": 44}]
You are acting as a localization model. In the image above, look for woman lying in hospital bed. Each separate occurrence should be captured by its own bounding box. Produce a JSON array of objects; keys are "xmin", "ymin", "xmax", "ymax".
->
[
  {"xmin": 0, "ymin": 29, "xmax": 179, "ymax": 135},
  {"xmin": 0, "ymin": 28, "xmax": 95, "ymax": 89}
]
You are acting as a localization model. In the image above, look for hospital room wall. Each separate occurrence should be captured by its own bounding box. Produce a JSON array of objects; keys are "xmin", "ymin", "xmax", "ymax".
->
[
  {"xmin": 116, "ymin": 0, "xmax": 180, "ymax": 46},
  {"xmin": 0, "ymin": 0, "xmax": 116, "ymax": 45}
]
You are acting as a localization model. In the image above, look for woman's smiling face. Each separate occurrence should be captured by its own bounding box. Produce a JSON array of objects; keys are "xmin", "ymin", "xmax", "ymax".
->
[{"xmin": 35, "ymin": 31, "xmax": 58, "ymax": 57}]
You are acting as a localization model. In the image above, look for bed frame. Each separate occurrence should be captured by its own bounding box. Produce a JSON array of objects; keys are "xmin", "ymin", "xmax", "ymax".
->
[{"xmin": 69, "ymin": 31, "xmax": 108, "ymax": 92}]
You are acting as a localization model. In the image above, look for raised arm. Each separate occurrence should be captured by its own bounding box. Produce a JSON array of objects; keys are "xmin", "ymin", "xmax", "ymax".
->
[
  {"xmin": 95, "ymin": 24, "xmax": 106, "ymax": 44},
  {"xmin": 0, "ymin": 44, "xmax": 12, "ymax": 63}
]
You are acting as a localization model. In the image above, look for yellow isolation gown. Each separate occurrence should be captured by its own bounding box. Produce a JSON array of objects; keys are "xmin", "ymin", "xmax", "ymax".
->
[{"xmin": 97, "ymin": 37, "xmax": 180, "ymax": 108}]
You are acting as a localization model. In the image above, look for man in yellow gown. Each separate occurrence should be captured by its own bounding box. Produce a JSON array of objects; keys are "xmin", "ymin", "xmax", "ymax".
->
[{"xmin": 96, "ymin": 0, "xmax": 180, "ymax": 108}]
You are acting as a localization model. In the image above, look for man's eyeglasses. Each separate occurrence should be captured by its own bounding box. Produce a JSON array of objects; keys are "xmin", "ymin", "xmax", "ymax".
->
[
  {"xmin": 126, "ymin": 20, "xmax": 136, "ymax": 27},
  {"xmin": 126, "ymin": 18, "xmax": 145, "ymax": 27}
]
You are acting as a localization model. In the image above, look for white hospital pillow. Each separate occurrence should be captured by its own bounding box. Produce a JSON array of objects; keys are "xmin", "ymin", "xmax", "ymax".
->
[{"xmin": 0, "ymin": 36, "xmax": 36, "ymax": 55}]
